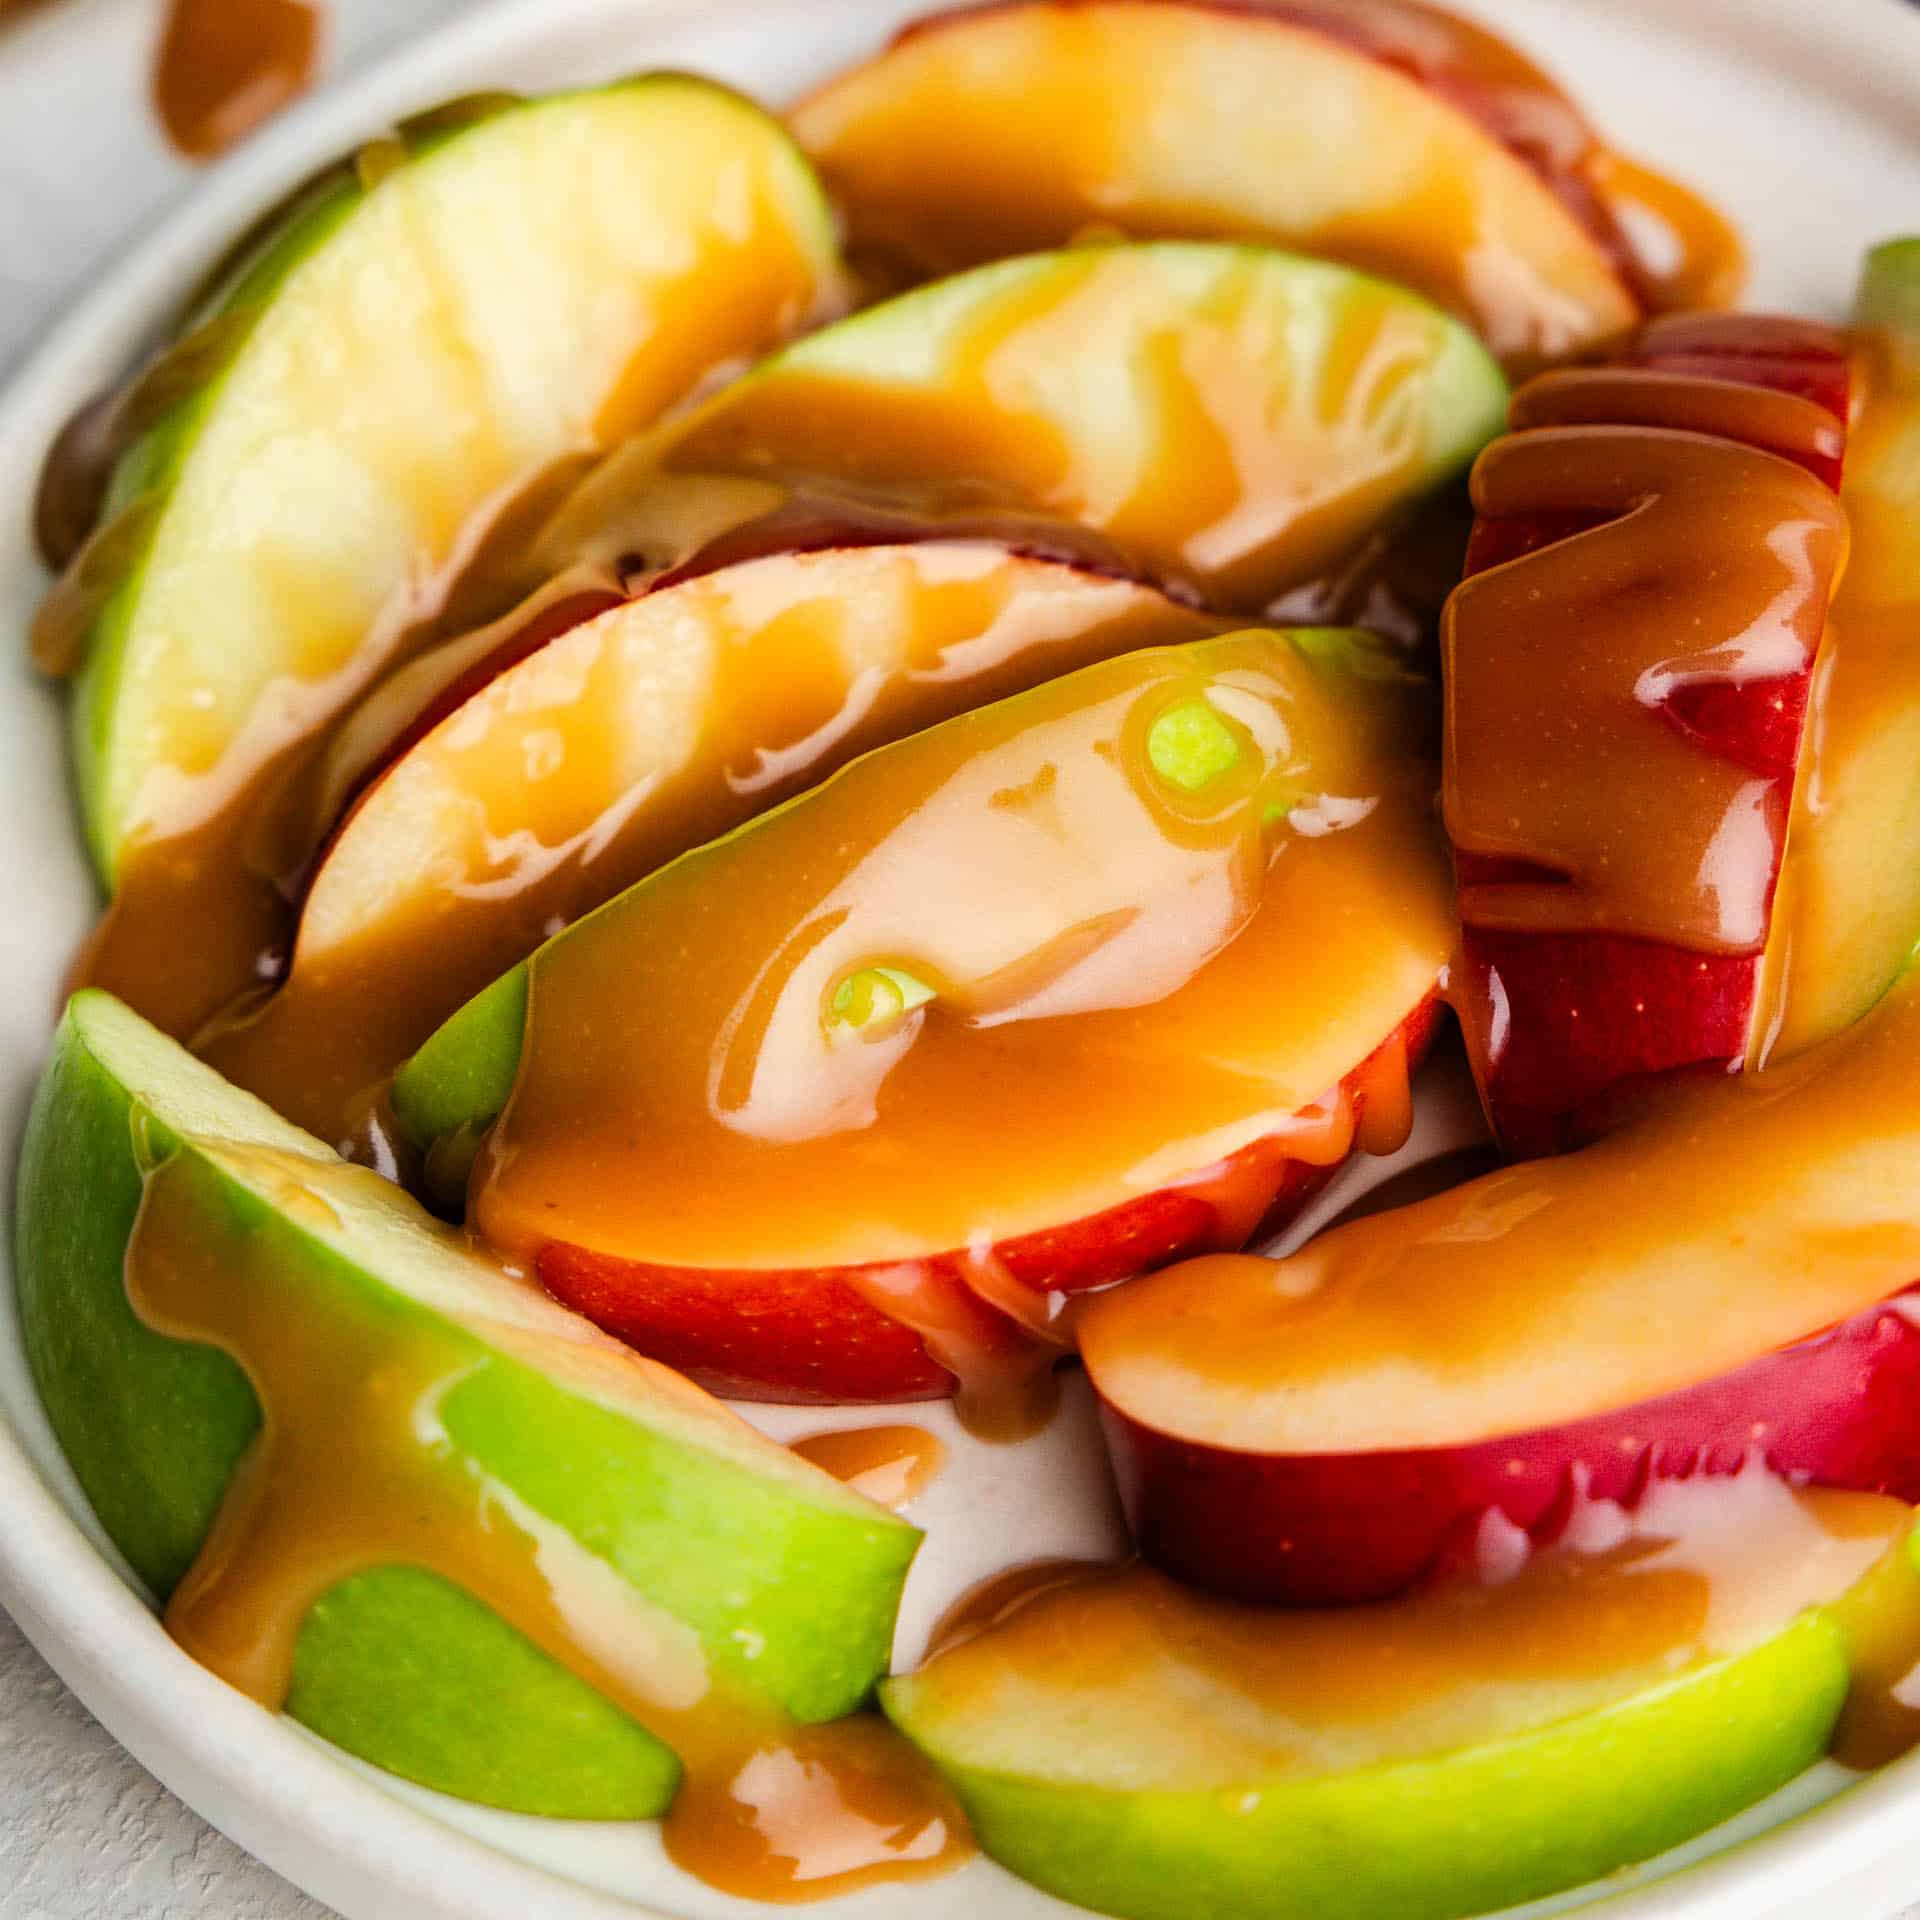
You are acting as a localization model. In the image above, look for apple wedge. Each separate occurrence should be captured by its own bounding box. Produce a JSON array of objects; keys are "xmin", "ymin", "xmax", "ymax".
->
[
  {"xmin": 605, "ymin": 242, "xmax": 1505, "ymax": 613},
  {"xmin": 1083, "ymin": 966, "xmax": 1920, "ymax": 1606},
  {"xmin": 16, "ymin": 990, "xmax": 918, "ymax": 1816},
  {"xmin": 883, "ymin": 1476, "xmax": 1920, "ymax": 1920},
  {"xmin": 196, "ymin": 544, "xmax": 1217, "ymax": 1141},
  {"xmin": 1443, "ymin": 314, "xmax": 1852, "ymax": 1154},
  {"xmin": 1763, "ymin": 241, "xmax": 1920, "ymax": 1056},
  {"xmin": 47, "ymin": 77, "xmax": 843, "ymax": 1036},
  {"xmin": 393, "ymin": 629, "xmax": 1452, "ymax": 1406},
  {"xmin": 791, "ymin": 0, "xmax": 1672, "ymax": 360}
]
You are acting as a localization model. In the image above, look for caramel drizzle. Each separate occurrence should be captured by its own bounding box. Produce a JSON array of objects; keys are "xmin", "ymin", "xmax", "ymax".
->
[
  {"xmin": 153, "ymin": 0, "xmax": 323, "ymax": 164},
  {"xmin": 126, "ymin": 1141, "xmax": 969, "ymax": 1901},
  {"xmin": 789, "ymin": 1425, "xmax": 948, "ymax": 1510},
  {"xmin": 1444, "ymin": 425, "xmax": 1846, "ymax": 950}
]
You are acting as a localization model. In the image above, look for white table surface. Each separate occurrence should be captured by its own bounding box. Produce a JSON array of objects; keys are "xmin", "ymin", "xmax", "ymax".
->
[{"xmin": 6, "ymin": 3, "xmax": 1920, "ymax": 1919}]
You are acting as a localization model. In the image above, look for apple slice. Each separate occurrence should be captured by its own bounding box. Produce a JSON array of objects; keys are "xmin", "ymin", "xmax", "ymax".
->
[
  {"xmin": 16, "ymin": 990, "xmax": 918, "ymax": 1816},
  {"xmin": 1762, "ymin": 242, "xmax": 1920, "ymax": 1056},
  {"xmin": 883, "ymin": 1475, "xmax": 1920, "ymax": 1920},
  {"xmin": 393, "ymin": 629, "xmax": 1453, "ymax": 1407},
  {"xmin": 195, "ymin": 544, "xmax": 1217, "ymax": 1142},
  {"xmin": 1083, "ymin": 967, "xmax": 1920, "ymax": 1606},
  {"xmin": 608, "ymin": 242, "xmax": 1506, "ymax": 613},
  {"xmin": 44, "ymin": 77, "xmax": 843, "ymax": 1037},
  {"xmin": 1443, "ymin": 314, "xmax": 1852, "ymax": 1154},
  {"xmin": 791, "ymin": 0, "xmax": 1684, "ymax": 361}
]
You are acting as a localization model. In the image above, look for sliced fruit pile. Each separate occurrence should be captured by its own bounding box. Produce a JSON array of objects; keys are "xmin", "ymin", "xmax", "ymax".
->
[{"xmin": 16, "ymin": 7, "xmax": 1920, "ymax": 1920}]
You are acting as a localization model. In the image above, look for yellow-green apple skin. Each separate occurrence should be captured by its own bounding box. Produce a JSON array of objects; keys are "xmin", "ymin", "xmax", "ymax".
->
[
  {"xmin": 70, "ymin": 76, "xmax": 843, "ymax": 884},
  {"xmin": 1768, "ymin": 238, "xmax": 1920, "ymax": 1053},
  {"xmin": 633, "ymin": 242, "xmax": 1506, "ymax": 607},
  {"xmin": 881, "ymin": 1532, "xmax": 1914, "ymax": 1920},
  {"xmin": 15, "ymin": 990, "xmax": 917, "ymax": 1817}
]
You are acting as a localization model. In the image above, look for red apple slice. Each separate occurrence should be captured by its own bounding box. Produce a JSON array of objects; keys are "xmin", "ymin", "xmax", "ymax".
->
[
  {"xmin": 196, "ymin": 542, "xmax": 1218, "ymax": 1141},
  {"xmin": 1083, "ymin": 967, "xmax": 1920, "ymax": 1605},
  {"xmin": 396, "ymin": 630, "xmax": 1454, "ymax": 1413},
  {"xmin": 536, "ymin": 1000, "xmax": 1438, "ymax": 1407},
  {"xmin": 791, "ymin": 0, "xmax": 1721, "ymax": 360},
  {"xmin": 1442, "ymin": 316, "xmax": 1852, "ymax": 1155}
]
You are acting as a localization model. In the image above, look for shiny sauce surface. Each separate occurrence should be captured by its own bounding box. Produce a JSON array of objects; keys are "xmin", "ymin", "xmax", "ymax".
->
[
  {"xmin": 1079, "ymin": 968, "xmax": 1920, "ymax": 1454},
  {"xmin": 1443, "ymin": 408, "xmax": 1846, "ymax": 952},
  {"xmin": 125, "ymin": 1140, "xmax": 969, "ymax": 1900},
  {"xmin": 194, "ymin": 546, "xmax": 1214, "ymax": 1142},
  {"xmin": 904, "ymin": 1472, "xmax": 1920, "ymax": 1783},
  {"xmin": 643, "ymin": 247, "xmax": 1477, "ymax": 611},
  {"xmin": 796, "ymin": 0, "xmax": 1742, "ymax": 358},
  {"xmin": 470, "ymin": 631, "xmax": 1452, "ymax": 1274},
  {"xmin": 155, "ymin": 0, "xmax": 323, "ymax": 162}
]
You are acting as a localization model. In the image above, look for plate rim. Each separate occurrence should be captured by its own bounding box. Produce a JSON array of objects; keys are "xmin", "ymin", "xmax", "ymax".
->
[{"xmin": 4, "ymin": 0, "xmax": 1920, "ymax": 1916}]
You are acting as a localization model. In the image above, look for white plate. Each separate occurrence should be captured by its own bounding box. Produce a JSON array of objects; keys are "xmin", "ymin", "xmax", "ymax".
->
[{"xmin": 3, "ymin": 1, "xmax": 1920, "ymax": 1916}]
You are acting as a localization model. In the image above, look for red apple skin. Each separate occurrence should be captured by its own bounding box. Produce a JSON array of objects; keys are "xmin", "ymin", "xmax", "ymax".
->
[
  {"xmin": 1451, "ymin": 317, "xmax": 1852, "ymax": 1155},
  {"xmin": 536, "ymin": 1001, "xmax": 1438, "ymax": 1404},
  {"xmin": 1099, "ymin": 1283, "xmax": 1920, "ymax": 1606}
]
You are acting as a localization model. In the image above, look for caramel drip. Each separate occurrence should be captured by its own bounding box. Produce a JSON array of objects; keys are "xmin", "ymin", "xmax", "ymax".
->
[
  {"xmin": 902, "ymin": 1475, "xmax": 1918, "ymax": 1782},
  {"xmin": 125, "ymin": 1144, "xmax": 968, "ymax": 1900},
  {"xmin": 1352, "ymin": 1024, "xmax": 1415, "ymax": 1158},
  {"xmin": 1589, "ymin": 151, "xmax": 1748, "ymax": 315},
  {"xmin": 839, "ymin": 1264, "xmax": 1064, "ymax": 1444},
  {"xmin": 154, "ymin": 0, "xmax": 322, "ymax": 163},
  {"xmin": 652, "ymin": 249, "xmax": 1455, "ymax": 610},
  {"xmin": 790, "ymin": 1426, "xmax": 947, "ymax": 1510},
  {"xmin": 1444, "ymin": 425, "xmax": 1846, "ymax": 949},
  {"xmin": 470, "ymin": 633, "xmax": 1452, "ymax": 1279},
  {"xmin": 195, "ymin": 548, "xmax": 1213, "ymax": 1143}
]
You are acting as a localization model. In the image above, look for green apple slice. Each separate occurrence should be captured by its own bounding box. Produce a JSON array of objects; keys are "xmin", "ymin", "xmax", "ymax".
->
[
  {"xmin": 615, "ymin": 242, "xmax": 1505, "ymax": 610},
  {"xmin": 884, "ymin": 1476, "xmax": 1920, "ymax": 1920},
  {"xmin": 1764, "ymin": 239, "xmax": 1920, "ymax": 1055},
  {"xmin": 65, "ymin": 75, "xmax": 844, "ymax": 882},
  {"xmin": 15, "ymin": 989, "xmax": 917, "ymax": 1817}
]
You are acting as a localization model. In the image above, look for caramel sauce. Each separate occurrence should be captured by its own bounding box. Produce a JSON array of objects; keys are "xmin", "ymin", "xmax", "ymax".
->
[
  {"xmin": 469, "ymin": 632, "xmax": 1451, "ymax": 1282},
  {"xmin": 797, "ymin": 0, "xmax": 1742, "ymax": 362},
  {"xmin": 154, "ymin": 0, "xmax": 323, "ymax": 163},
  {"xmin": 1443, "ymin": 422, "xmax": 1846, "ymax": 950},
  {"xmin": 1758, "ymin": 328, "xmax": 1920, "ymax": 1059},
  {"xmin": 51, "ymin": 100, "xmax": 834, "ymax": 1055},
  {"xmin": 641, "ymin": 248, "xmax": 1468, "ymax": 611},
  {"xmin": 790, "ymin": 1426, "xmax": 947, "ymax": 1510},
  {"xmin": 903, "ymin": 1473, "xmax": 1920, "ymax": 1781},
  {"xmin": 1588, "ymin": 151, "xmax": 1748, "ymax": 315},
  {"xmin": 1079, "ymin": 968, "xmax": 1920, "ymax": 1455},
  {"xmin": 125, "ymin": 1141, "xmax": 969, "ymax": 1900},
  {"xmin": 195, "ymin": 547, "xmax": 1214, "ymax": 1142}
]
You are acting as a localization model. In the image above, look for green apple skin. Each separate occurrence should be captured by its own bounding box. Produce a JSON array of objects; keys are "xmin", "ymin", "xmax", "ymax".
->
[
  {"xmin": 1774, "ymin": 237, "xmax": 1920, "ymax": 1049},
  {"xmin": 883, "ymin": 1612, "xmax": 1852, "ymax": 1920},
  {"xmin": 17, "ymin": 991, "xmax": 918, "ymax": 1818},
  {"xmin": 70, "ymin": 77, "xmax": 841, "ymax": 886},
  {"xmin": 644, "ymin": 242, "xmax": 1506, "ymax": 603}
]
